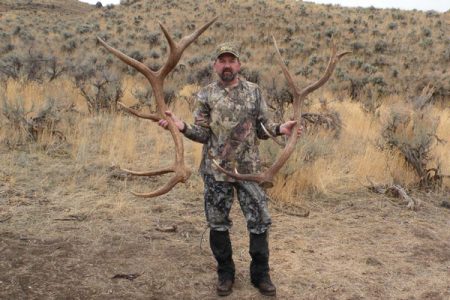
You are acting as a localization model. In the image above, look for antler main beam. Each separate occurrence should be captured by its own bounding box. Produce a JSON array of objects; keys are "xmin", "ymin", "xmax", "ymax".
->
[
  {"xmin": 213, "ymin": 37, "xmax": 350, "ymax": 188},
  {"xmin": 97, "ymin": 18, "xmax": 216, "ymax": 197}
]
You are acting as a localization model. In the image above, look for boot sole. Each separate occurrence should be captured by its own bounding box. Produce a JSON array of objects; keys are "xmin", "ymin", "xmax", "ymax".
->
[
  {"xmin": 259, "ymin": 289, "xmax": 276, "ymax": 297},
  {"xmin": 252, "ymin": 282, "xmax": 277, "ymax": 297},
  {"xmin": 217, "ymin": 289, "xmax": 233, "ymax": 297}
]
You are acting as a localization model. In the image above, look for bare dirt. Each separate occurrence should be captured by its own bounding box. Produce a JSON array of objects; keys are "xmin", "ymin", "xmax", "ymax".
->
[{"xmin": 1, "ymin": 147, "xmax": 449, "ymax": 299}]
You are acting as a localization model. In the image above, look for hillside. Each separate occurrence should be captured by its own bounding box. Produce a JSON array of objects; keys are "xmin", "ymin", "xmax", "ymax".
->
[
  {"xmin": 0, "ymin": 0, "xmax": 448, "ymax": 105},
  {"xmin": 0, "ymin": 0, "xmax": 92, "ymax": 14}
]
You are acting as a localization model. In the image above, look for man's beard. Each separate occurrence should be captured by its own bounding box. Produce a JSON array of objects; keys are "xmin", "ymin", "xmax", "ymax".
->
[{"xmin": 220, "ymin": 69, "xmax": 237, "ymax": 82}]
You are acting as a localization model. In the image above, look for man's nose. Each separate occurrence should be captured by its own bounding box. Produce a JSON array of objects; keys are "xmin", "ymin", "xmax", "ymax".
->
[{"xmin": 223, "ymin": 61, "xmax": 231, "ymax": 68}]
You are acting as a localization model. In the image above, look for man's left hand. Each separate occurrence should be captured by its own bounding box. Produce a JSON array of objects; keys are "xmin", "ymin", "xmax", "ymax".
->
[{"xmin": 280, "ymin": 120, "xmax": 303, "ymax": 137}]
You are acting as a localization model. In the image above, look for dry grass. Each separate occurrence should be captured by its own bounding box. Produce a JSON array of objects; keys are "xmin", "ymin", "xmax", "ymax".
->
[
  {"xmin": 267, "ymin": 98, "xmax": 449, "ymax": 203},
  {"xmin": 1, "ymin": 77, "xmax": 448, "ymax": 200}
]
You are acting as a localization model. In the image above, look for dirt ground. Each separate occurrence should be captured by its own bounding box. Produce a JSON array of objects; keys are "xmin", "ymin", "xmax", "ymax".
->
[{"xmin": 1, "ymin": 147, "xmax": 449, "ymax": 300}]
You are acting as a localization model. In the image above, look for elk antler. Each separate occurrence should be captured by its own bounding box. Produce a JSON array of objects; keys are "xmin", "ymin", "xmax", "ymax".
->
[
  {"xmin": 213, "ymin": 37, "xmax": 350, "ymax": 188},
  {"xmin": 97, "ymin": 18, "xmax": 216, "ymax": 197}
]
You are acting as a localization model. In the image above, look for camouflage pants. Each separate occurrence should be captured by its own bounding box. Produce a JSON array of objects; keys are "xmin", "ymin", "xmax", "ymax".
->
[{"xmin": 203, "ymin": 174, "xmax": 272, "ymax": 234}]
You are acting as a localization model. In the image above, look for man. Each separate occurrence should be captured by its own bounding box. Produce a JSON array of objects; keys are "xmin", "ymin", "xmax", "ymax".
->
[{"xmin": 159, "ymin": 42, "xmax": 299, "ymax": 297}]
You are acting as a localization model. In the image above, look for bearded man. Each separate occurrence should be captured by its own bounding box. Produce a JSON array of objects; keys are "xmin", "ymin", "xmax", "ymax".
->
[{"xmin": 159, "ymin": 42, "xmax": 300, "ymax": 297}]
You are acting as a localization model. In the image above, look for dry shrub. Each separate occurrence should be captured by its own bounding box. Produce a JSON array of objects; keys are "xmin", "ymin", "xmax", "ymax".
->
[
  {"xmin": 0, "ymin": 96, "xmax": 36, "ymax": 146},
  {"xmin": 0, "ymin": 79, "xmax": 73, "ymax": 149},
  {"xmin": 264, "ymin": 97, "xmax": 449, "ymax": 204},
  {"xmin": 74, "ymin": 67, "xmax": 123, "ymax": 114},
  {"xmin": 178, "ymin": 84, "xmax": 201, "ymax": 112},
  {"xmin": 1, "ymin": 73, "xmax": 447, "ymax": 204},
  {"xmin": 379, "ymin": 87, "xmax": 446, "ymax": 189},
  {"xmin": 0, "ymin": 49, "xmax": 66, "ymax": 83}
]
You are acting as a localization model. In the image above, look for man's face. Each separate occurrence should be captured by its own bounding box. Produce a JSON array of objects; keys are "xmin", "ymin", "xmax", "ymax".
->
[{"xmin": 213, "ymin": 53, "xmax": 241, "ymax": 82}]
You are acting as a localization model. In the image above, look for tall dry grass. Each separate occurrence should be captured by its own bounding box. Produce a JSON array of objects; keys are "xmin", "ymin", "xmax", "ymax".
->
[
  {"xmin": 1, "ymin": 77, "xmax": 448, "ymax": 205},
  {"xmin": 267, "ymin": 95, "xmax": 449, "ymax": 203}
]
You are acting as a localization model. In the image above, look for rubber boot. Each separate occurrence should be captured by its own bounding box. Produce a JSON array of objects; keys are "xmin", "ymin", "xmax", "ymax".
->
[
  {"xmin": 210, "ymin": 230, "xmax": 235, "ymax": 296},
  {"xmin": 249, "ymin": 231, "xmax": 276, "ymax": 296}
]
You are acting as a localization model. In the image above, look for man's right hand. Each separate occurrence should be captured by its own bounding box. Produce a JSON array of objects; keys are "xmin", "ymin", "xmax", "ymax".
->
[{"xmin": 158, "ymin": 110, "xmax": 186, "ymax": 132}]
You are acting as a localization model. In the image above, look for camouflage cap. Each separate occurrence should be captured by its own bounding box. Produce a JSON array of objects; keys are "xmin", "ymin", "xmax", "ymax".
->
[{"xmin": 214, "ymin": 42, "xmax": 240, "ymax": 59}]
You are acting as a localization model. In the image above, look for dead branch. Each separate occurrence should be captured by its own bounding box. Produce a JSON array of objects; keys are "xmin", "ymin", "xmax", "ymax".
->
[
  {"xmin": 111, "ymin": 273, "xmax": 142, "ymax": 281},
  {"xmin": 54, "ymin": 214, "xmax": 87, "ymax": 221},
  {"xmin": 365, "ymin": 177, "xmax": 420, "ymax": 210},
  {"xmin": 155, "ymin": 224, "xmax": 177, "ymax": 232},
  {"xmin": 385, "ymin": 185, "xmax": 420, "ymax": 211}
]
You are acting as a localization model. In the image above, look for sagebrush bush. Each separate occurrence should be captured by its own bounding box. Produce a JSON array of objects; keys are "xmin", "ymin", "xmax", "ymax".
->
[
  {"xmin": 381, "ymin": 87, "xmax": 444, "ymax": 189},
  {"xmin": 74, "ymin": 64, "xmax": 123, "ymax": 114}
]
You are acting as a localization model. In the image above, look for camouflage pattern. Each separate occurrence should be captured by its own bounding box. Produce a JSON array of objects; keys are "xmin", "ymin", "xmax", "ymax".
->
[
  {"xmin": 203, "ymin": 174, "xmax": 272, "ymax": 234},
  {"xmin": 214, "ymin": 42, "xmax": 240, "ymax": 59},
  {"xmin": 183, "ymin": 78, "xmax": 280, "ymax": 182}
]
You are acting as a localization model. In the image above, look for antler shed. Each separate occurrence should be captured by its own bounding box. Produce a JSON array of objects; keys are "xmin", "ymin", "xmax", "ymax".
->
[
  {"xmin": 97, "ymin": 18, "xmax": 216, "ymax": 197},
  {"xmin": 213, "ymin": 37, "xmax": 350, "ymax": 188}
]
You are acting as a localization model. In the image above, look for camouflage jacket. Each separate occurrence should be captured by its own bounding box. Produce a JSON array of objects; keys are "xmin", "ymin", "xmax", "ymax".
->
[{"xmin": 183, "ymin": 78, "xmax": 280, "ymax": 182}]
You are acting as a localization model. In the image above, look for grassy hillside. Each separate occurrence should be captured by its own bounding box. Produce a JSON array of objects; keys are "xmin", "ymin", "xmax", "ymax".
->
[
  {"xmin": 0, "ymin": 0, "xmax": 448, "ymax": 103},
  {"xmin": 0, "ymin": 0, "xmax": 92, "ymax": 13}
]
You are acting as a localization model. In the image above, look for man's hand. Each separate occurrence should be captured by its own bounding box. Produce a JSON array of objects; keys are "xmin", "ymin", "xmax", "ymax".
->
[
  {"xmin": 280, "ymin": 120, "xmax": 303, "ymax": 137},
  {"xmin": 158, "ymin": 110, "xmax": 186, "ymax": 131}
]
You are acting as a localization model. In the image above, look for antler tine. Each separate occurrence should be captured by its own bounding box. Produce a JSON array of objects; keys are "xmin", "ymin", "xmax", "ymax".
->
[
  {"xmin": 158, "ymin": 23, "xmax": 178, "ymax": 77},
  {"xmin": 117, "ymin": 102, "xmax": 160, "ymax": 121},
  {"xmin": 97, "ymin": 37, "xmax": 155, "ymax": 81},
  {"xmin": 159, "ymin": 22, "xmax": 177, "ymax": 52},
  {"xmin": 213, "ymin": 37, "xmax": 350, "ymax": 188},
  {"xmin": 300, "ymin": 39, "xmax": 351, "ymax": 97},
  {"xmin": 212, "ymin": 159, "xmax": 273, "ymax": 186},
  {"xmin": 131, "ymin": 173, "xmax": 187, "ymax": 198},
  {"xmin": 260, "ymin": 122, "xmax": 286, "ymax": 147},
  {"xmin": 121, "ymin": 166, "xmax": 173, "ymax": 176},
  {"xmin": 338, "ymin": 50, "xmax": 352, "ymax": 59},
  {"xmin": 159, "ymin": 18, "xmax": 217, "ymax": 78},
  {"xmin": 272, "ymin": 35, "xmax": 300, "ymax": 99},
  {"xmin": 179, "ymin": 17, "xmax": 218, "ymax": 50},
  {"xmin": 330, "ymin": 36, "xmax": 353, "ymax": 60},
  {"xmin": 97, "ymin": 19, "xmax": 216, "ymax": 198}
]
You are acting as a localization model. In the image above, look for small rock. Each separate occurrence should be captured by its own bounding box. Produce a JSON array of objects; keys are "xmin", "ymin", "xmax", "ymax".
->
[
  {"xmin": 440, "ymin": 200, "xmax": 450, "ymax": 209},
  {"xmin": 366, "ymin": 257, "xmax": 382, "ymax": 266}
]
